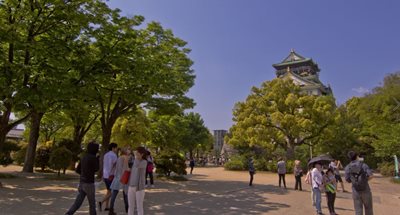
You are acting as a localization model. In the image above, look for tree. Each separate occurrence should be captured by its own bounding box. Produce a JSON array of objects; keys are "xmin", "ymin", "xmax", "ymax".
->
[
  {"xmin": 49, "ymin": 146, "xmax": 72, "ymax": 176},
  {"xmin": 111, "ymin": 108, "xmax": 150, "ymax": 147},
  {"xmin": 69, "ymin": 10, "xmax": 195, "ymax": 157},
  {"xmin": 344, "ymin": 72, "xmax": 400, "ymax": 161},
  {"xmin": 17, "ymin": 0, "xmax": 108, "ymax": 173},
  {"xmin": 227, "ymin": 78, "xmax": 336, "ymax": 159},
  {"xmin": 148, "ymin": 113, "xmax": 183, "ymax": 151},
  {"xmin": 179, "ymin": 112, "xmax": 213, "ymax": 158}
]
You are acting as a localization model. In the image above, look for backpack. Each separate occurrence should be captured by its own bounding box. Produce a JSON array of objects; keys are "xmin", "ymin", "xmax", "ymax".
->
[{"xmin": 349, "ymin": 162, "xmax": 368, "ymax": 191}]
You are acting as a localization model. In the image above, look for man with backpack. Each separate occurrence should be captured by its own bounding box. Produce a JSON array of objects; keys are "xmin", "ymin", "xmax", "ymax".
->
[{"xmin": 344, "ymin": 151, "xmax": 374, "ymax": 215}]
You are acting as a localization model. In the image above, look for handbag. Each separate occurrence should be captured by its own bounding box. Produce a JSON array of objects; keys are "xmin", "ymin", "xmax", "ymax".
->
[{"xmin": 120, "ymin": 170, "xmax": 131, "ymax": 185}]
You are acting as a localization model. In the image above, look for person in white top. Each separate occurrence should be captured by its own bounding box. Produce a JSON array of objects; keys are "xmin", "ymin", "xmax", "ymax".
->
[
  {"xmin": 98, "ymin": 143, "xmax": 118, "ymax": 212},
  {"xmin": 311, "ymin": 163, "xmax": 324, "ymax": 215}
]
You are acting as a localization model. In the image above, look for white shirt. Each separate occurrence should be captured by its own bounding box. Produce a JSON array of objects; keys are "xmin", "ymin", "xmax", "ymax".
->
[
  {"xmin": 311, "ymin": 168, "xmax": 323, "ymax": 189},
  {"xmin": 103, "ymin": 151, "xmax": 117, "ymax": 178}
]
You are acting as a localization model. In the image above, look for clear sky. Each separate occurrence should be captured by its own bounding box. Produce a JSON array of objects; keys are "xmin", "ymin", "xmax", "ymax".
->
[{"xmin": 108, "ymin": 0, "xmax": 400, "ymax": 131}]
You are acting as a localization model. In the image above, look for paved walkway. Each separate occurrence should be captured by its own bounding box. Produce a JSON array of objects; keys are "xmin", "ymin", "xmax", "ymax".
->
[{"xmin": 0, "ymin": 165, "xmax": 399, "ymax": 214}]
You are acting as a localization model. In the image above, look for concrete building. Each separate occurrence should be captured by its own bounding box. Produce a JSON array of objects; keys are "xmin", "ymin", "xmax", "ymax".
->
[{"xmin": 213, "ymin": 130, "xmax": 227, "ymax": 154}]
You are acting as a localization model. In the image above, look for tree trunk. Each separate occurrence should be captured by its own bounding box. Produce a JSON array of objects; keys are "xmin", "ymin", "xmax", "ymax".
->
[
  {"xmin": 22, "ymin": 111, "xmax": 44, "ymax": 173},
  {"xmin": 0, "ymin": 129, "xmax": 7, "ymax": 153},
  {"xmin": 286, "ymin": 142, "xmax": 296, "ymax": 160},
  {"xmin": 98, "ymin": 122, "xmax": 113, "ymax": 179}
]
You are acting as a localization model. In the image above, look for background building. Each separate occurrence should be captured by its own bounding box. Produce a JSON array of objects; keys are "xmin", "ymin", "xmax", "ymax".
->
[
  {"xmin": 213, "ymin": 129, "xmax": 227, "ymax": 154},
  {"xmin": 273, "ymin": 49, "xmax": 332, "ymax": 96}
]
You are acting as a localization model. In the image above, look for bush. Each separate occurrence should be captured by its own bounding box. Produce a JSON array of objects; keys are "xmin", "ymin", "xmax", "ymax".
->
[
  {"xmin": 35, "ymin": 147, "xmax": 51, "ymax": 171},
  {"xmin": 267, "ymin": 160, "xmax": 277, "ymax": 173},
  {"xmin": 49, "ymin": 147, "xmax": 73, "ymax": 176},
  {"xmin": 0, "ymin": 140, "xmax": 20, "ymax": 166},
  {"xmin": 224, "ymin": 158, "xmax": 245, "ymax": 171},
  {"xmin": 12, "ymin": 142, "xmax": 27, "ymax": 165},
  {"xmin": 254, "ymin": 157, "xmax": 268, "ymax": 171},
  {"xmin": 378, "ymin": 162, "xmax": 396, "ymax": 177},
  {"xmin": 155, "ymin": 150, "xmax": 187, "ymax": 176},
  {"xmin": 286, "ymin": 160, "xmax": 294, "ymax": 174}
]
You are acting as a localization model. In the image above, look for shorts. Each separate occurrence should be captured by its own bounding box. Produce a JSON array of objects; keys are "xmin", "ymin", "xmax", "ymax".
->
[
  {"xmin": 103, "ymin": 178, "xmax": 113, "ymax": 190},
  {"xmin": 335, "ymin": 174, "xmax": 343, "ymax": 183}
]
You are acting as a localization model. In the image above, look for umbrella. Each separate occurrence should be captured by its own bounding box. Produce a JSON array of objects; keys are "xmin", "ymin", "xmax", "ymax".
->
[{"xmin": 308, "ymin": 154, "xmax": 333, "ymax": 167}]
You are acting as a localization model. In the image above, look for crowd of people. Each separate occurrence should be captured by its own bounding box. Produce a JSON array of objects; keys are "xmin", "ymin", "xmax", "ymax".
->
[
  {"xmin": 248, "ymin": 151, "xmax": 374, "ymax": 215},
  {"xmin": 64, "ymin": 141, "xmax": 374, "ymax": 215},
  {"xmin": 65, "ymin": 142, "xmax": 155, "ymax": 215}
]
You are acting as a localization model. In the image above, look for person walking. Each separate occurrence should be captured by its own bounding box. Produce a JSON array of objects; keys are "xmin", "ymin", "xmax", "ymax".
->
[
  {"xmin": 330, "ymin": 159, "xmax": 347, "ymax": 192},
  {"xmin": 145, "ymin": 151, "xmax": 154, "ymax": 187},
  {"xmin": 128, "ymin": 147, "xmax": 148, "ymax": 215},
  {"xmin": 99, "ymin": 143, "xmax": 118, "ymax": 212},
  {"xmin": 312, "ymin": 163, "xmax": 324, "ymax": 215},
  {"xmin": 325, "ymin": 168, "xmax": 338, "ymax": 215},
  {"xmin": 345, "ymin": 151, "xmax": 374, "ymax": 215},
  {"xmin": 189, "ymin": 157, "xmax": 195, "ymax": 174},
  {"xmin": 108, "ymin": 147, "xmax": 131, "ymax": 215},
  {"xmin": 294, "ymin": 160, "xmax": 303, "ymax": 191},
  {"xmin": 248, "ymin": 158, "xmax": 255, "ymax": 186},
  {"xmin": 66, "ymin": 142, "xmax": 100, "ymax": 215},
  {"xmin": 305, "ymin": 167, "xmax": 316, "ymax": 206},
  {"xmin": 277, "ymin": 158, "xmax": 287, "ymax": 188}
]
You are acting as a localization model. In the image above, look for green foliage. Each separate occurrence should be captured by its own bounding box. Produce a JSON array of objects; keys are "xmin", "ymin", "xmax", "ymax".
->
[
  {"xmin": 0, "ymin": 140, "xmax": 20, "ymax": 166},
  {"xmin": 112, "ymin": 109, "xmax": 150, "ymax": 148},
  {"xmin": 54, "ymin": 139, "xmax": 81, "ymax": 163},
  {"xmin": 224, "ymin": 156, "xmax": 246, "ymax": 171},
  {"xmin": 254, "ymin": 157, "xmax": 268, "ymax": 171},
  {"xmin": 266, "ymin": 160, "xmax": 278, "ymax": 173},
  {"xmin": 227, "ymin": 78, "xmax": 336, "ymax": 159},
  {"xmin": 154, "ymin": 151, "xmax": 187, "ymax": 176},
  {"xmin": 378, "ymin": 162, "xmax": 396, "ymax": 177},
  {"xmin": 13, "ymin": 142, "xmax": 28, "ymax": 165},
  {"xmin": 49, "ymin": 147, "xmax": 73, "ymax": 176},
  {"xmin": 35, "ymin": 147, "xmax": 51, "ymax": 171}
]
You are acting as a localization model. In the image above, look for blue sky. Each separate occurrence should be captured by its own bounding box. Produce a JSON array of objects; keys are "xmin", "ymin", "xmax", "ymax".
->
[{"xmin": 108, "ymin": 0, "xmax": 400, "ymax": 131}]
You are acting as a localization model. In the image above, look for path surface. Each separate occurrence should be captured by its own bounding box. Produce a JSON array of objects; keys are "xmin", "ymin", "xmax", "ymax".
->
[{"xmin": 1, "ymin": 165, "xmax": 399, "ymax": 215}]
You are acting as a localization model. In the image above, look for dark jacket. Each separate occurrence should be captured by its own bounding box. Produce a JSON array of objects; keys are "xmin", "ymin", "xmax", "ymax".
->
[{"xmin": 76, "ymin": 143, "xmax": 99, "ymax": 183}]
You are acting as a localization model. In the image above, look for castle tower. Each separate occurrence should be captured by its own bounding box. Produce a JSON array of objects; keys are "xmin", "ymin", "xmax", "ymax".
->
[{"xmin": 272, "ymin": 49, "xmax": 332, "ymax": 96}]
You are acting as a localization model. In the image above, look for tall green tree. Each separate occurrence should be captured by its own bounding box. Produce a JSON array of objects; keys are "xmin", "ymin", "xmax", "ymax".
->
[
  {"xmin": 179, "ymin": 112, "xmax": 213, "ymax": 158},
  {"xmin": 227, "ymin": 78, "xmax": 336, "ymax": 159},
  {"xmin": 0, "ymin": 0, "xmax": 106, "ymax": 172},
  {"xmin": 347, "ymin": 72, "xmax": 400, "ymax": 160},
  {"xmin": 75, "ymin": 13, "xmax": 195, "ymax": 154}
]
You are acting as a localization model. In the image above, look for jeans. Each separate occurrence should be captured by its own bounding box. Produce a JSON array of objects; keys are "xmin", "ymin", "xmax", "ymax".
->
[
  {"xmin": 110, "ymin": 189, "xmax": 129, "ymax": 212},
  {"xmin": 249, "ymin": 171, "xmax": 254, "ymax": 186},
  {"xmin": 311, "ymin": 187, "xmax": 316, "ymax": 206},
  {"xmin": 295, "ymin": 175, "xmax": 302, "ymax": 190},
  {"xmin": 66, "ymin": 183, "xmax": 96, "ymax": 215},
  {"xmin": 146, "ymin": 172, "xmax": 154, "ymax": 185},
  {"xmin": 353, "ymin": 189, "xmax": 374, "ymax": 215},
  {"xmin": 278, "ymin": 174, "xmax": 286, "ymax": 188},
  {"xmin": 128, "ymin": 186, "xmax": 145, "ymax": 215},
  {"xmin": 313, "ymin": 187, "xmax": 322, "ymax": 213},
  {"xmin": 326, "ymin": 192, "xmax": 336, "ymax": 214}
]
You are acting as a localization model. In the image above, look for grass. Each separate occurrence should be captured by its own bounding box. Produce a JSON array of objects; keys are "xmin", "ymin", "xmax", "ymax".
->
[
  {"xmin": 391, "ymin": 178, "xmax": 400, "ymax": 184},
  {"xmin": 0, "ymin": 173, "xmax": 17, "ymax": 179},
  {"xmin": 158, "ymin": 175, "xmax": 188, "ymax": 181},
  {"xmin": 44, "ymin": 174, "xmax": 76, "ymax": 181}
]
